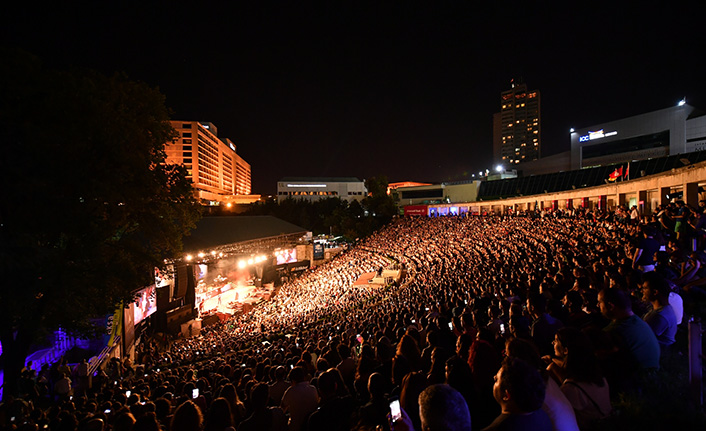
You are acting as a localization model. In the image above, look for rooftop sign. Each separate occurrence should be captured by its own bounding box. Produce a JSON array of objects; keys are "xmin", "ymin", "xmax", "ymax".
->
[{"xmin": 579, "ymin": 129, "xmax": 617, "ymax": 142}]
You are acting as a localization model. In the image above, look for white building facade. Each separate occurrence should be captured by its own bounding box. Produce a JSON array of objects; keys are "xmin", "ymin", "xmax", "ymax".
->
[{"xmin": 277, "ymin": 177, "xmax": 367, "ymax": 203}]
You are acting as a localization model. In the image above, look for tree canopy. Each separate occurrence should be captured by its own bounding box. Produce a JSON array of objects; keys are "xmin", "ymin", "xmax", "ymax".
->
[{"xmin": 0, "ymin": 49, "xmax": 201, "ymax": 397}]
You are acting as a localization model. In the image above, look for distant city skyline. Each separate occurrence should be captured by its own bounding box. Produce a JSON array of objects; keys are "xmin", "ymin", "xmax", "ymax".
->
[{"xmin": 3, "ymin": 3, "xmax": 705, "ymax": 194}]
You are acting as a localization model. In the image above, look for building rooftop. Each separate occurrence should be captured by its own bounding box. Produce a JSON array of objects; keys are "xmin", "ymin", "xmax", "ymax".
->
[{"xmin": 279, "ymin": 177, "xmax": 362, "ymax": 183}]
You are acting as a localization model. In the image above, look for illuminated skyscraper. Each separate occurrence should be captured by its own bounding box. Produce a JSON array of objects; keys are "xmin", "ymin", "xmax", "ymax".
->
[{"xmin": 496, "ymin": 80, "xmax": 541, "ymax": 165}]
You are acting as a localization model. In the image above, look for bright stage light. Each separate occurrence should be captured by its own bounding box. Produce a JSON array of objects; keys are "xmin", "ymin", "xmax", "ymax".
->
[
  {"xmin": 198, "ymin": 252, "xmax": 205, "ymax": 258},
  {"xmin": 237, "ymin": 260, "xmax": 246, "ymax": 269},
  {"xmin": 247, "ymin": 258, "xmax": 254, "ymax": 265},
  {"xmin": 185, "ymin": 254, "xmax": 193, "ymax": 261}
]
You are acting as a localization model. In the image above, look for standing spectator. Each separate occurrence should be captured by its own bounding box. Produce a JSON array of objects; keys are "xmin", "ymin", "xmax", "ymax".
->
[
  {"xmin": 54, "ymin": 372, "xmax": 72, "ymax": 400},
  {"xmin": 632, "ymin": 227, "xmax": 660, "ymax": 272},
  {"xmin": 75, "ymin": 358, "xmax": 91, "ymax": 395}
]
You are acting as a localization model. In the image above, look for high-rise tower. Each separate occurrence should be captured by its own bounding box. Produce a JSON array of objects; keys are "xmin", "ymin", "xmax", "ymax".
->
[{"xmin": 496, "ymin": 80, "xmax": 541, "ymax": 165}]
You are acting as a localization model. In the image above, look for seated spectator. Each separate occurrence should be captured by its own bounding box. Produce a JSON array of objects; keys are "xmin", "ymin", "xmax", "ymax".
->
[
  {"xmin": 399, "ymin": 371, "xmax": 428, "ymax": 431},
  {"xmin": 483, "ymin": 357, "xmax": 552, "ymax": 431},
  {"xmin": 239, "ymin": 383, "xmax": 287, "ymax": 431},
  {"xmin": 268, "ymin": 366, "xmax": 289, "ymax": 407},
  {"xmin": 307, "ymin": 369, "xmax": 356, "ymax": 431},
  {"xmin": 553, "ymin": 328, "xmax": 612, "ymax": 431},
  {"xmin": 419, "ymin": 384, "xmax": 472, "ymax": 431},
  {"xmin": 506, "ymin": 338, "xmax": 579, "ymax": 431},
  {"xmin": 641, "ymin": 272, "xmax": 678, "ymax": 350},
  {"xmin": 281, "ymin": 367, "xmax": 318, "ymax": 431},
  {"xmin": 527, "ymin": 293, "xmax": 564, "ymax": 357},
  {"xmin": 358, "ymin": 372, "xmax": 391, "ymax": 431},
  {"xmin": 598, "ymin": 288, "xmax": 660, "ymax": 394},
  {"xmin": 204, "ymin": 397, "xmax": 235, "ymax": 431}
]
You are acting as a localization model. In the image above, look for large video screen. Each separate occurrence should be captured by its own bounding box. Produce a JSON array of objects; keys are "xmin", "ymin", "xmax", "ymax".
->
[
  {"xmin": 275, "ymin": 248, "xmax": 297, "ymax": 265},
  {"xmin": 194, "ymin": 264, "xmax": 208, "ymax": 282},
  {"xmin": 134, "ymin": 285, "xmax": 157, "ymax": 325}
]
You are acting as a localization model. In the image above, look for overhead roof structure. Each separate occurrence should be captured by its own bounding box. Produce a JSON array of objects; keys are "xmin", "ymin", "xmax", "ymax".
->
[{"xmin": 183, "ymin": 216, "xmax": 308, "ymax": 253}]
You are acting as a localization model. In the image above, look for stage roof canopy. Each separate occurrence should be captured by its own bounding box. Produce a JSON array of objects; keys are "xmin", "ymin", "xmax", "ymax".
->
[{"xmin": 183, "ymin": 216, "xmax": 308, "ymax": 252}]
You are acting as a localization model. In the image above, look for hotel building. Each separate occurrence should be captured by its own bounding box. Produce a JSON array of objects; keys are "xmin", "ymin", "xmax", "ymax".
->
[{"xmin": 166, "ymin": 121, "xmax": 254, "ymax": 203}]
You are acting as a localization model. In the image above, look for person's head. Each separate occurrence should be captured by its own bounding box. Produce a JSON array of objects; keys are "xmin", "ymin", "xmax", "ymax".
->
[
  {"xmin": 316, "ymin": 369, "xmax": 338, "ymax": 399},
  {"xmin": 170, "ymin": 401, "xmax": 203, "ymax": 431},
  {"xmin": 493, "ymin": 357, "xmax": 546, "ymax": 414},
  {"xmin": 367, "ymin": 372, "xmax": 386, "ymax": 400},
  {"xmin": 249, "ymin": 383, "xmax": 270, "ymax": 410},
  {"xmin": 113, "ymin": 412, "xmax": 136, "ymax": 431},
  {"xmin": 504, "ymin": 338, "xmax": 544, "ymax": 373},
  {"xmin": 641, "ymin": 225, "xmax": 656, "ymax": 238},
  {"xmin": 554, "ymin": 327, "xmax": 604, "ymax": 385},
  {"xmin": 562, "ymin": 291, "xmax": 584, "ymax": 313},
  {"xmin": 598, "ymin": 288, "xmax": 632, "ymax": 319},
  {"xmin": 288, "ymin": 366, "xmax": 307, "ymax": 384},
  {"xmin": 526, "ymin": 293, "xmax": 547, "ymax": 317},
  {"xmin": 133, "ymin": 412, "xmax": 160, "ymax": 431},
  {"xmin": 641, "ymin": 271, "xmax": 671, "ymax": 304},
  {"xmin": 204, "ymin": 397, "xmax": 232, "ymax": 431},
  {"xmin": 418, "ymin": 384, "xmax": 471, "ymax": 431},
  {"xmin": 455, "ymin": 333, "xmax": 473, "ymax": 361}
]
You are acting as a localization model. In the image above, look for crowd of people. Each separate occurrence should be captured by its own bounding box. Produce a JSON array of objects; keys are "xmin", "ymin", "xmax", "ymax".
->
[{"xmin": 3, "ymin": 200, "xmax": 706, "ymax": 431}]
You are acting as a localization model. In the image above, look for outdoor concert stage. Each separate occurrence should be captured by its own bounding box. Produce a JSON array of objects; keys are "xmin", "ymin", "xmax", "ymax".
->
[
  {"xmin": 353, "ymin": 269, "xmax": 401, "ymax": 287},
  {"xmin": 197, "ymin": 282, "xmax": 274, "ymax": 317}
]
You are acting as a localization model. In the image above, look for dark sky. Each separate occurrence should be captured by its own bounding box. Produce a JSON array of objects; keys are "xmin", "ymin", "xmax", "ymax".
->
[{"xmin": 3, "ymin": 2, "xmax": 705, "ymax": 194}]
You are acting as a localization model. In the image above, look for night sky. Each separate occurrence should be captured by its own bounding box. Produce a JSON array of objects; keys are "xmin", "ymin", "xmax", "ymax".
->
[{"xmin": 3, "ymin": 2, "xmax": 705, "ymax": 194}]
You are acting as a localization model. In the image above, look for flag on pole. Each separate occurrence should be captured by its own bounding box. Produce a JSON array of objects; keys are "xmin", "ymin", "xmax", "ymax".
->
[
  {"xmin": 608, "ymin": 166, "xmax": 623, "ymax": 182},
  {"xmin": 624, "ymin": 162, "xmax": 630, "ymax": 180}
]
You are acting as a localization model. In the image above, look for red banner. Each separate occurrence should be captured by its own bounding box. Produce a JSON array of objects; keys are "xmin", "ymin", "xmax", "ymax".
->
[{"xmin": 404, "ymin": 205, "xmax": 429, "ymax": 216}]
